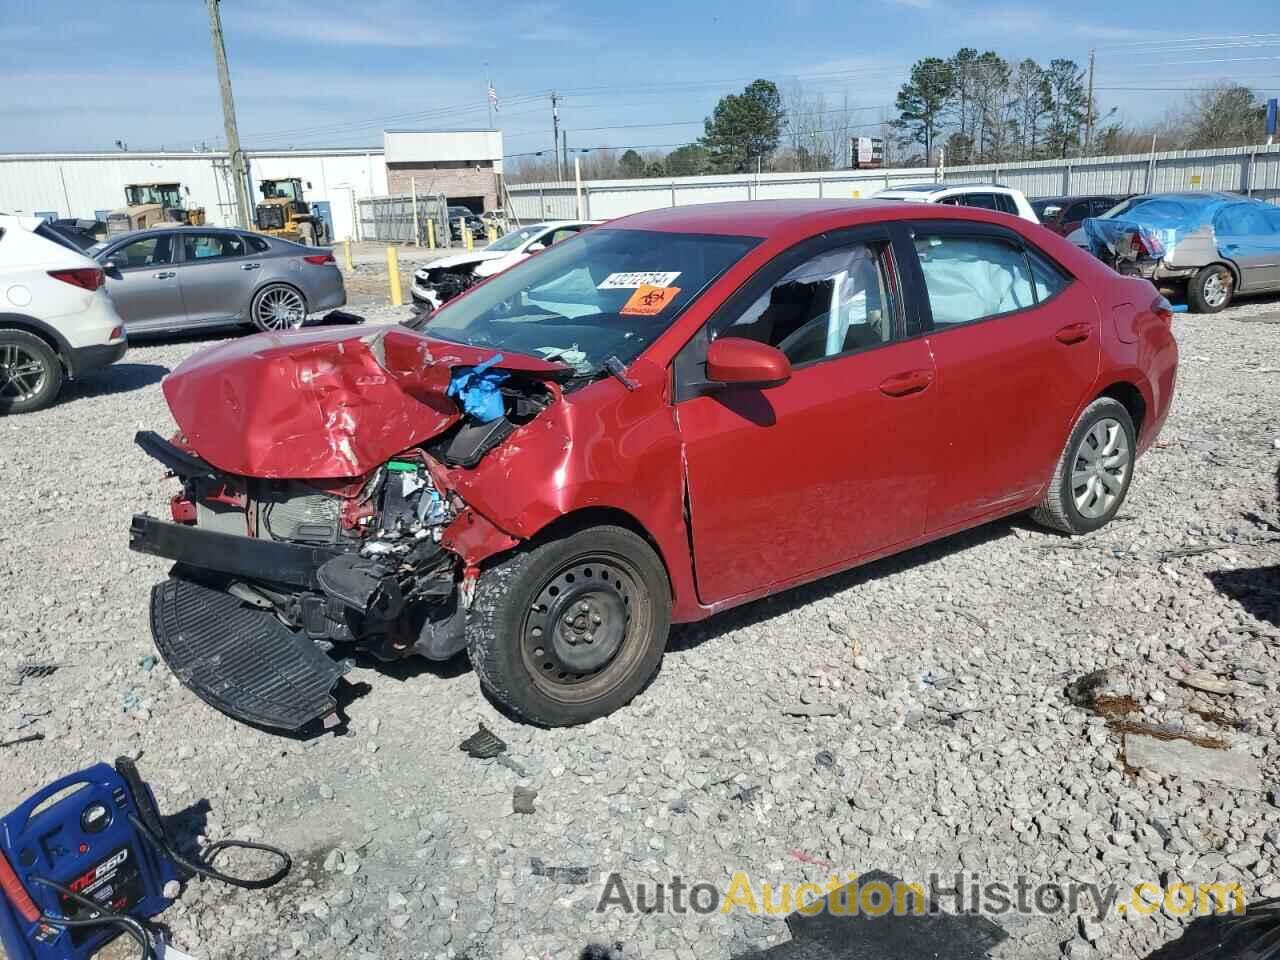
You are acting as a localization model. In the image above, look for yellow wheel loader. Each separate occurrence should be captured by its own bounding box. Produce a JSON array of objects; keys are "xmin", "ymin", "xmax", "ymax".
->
[
  {"xmin": 105, "ymin": 182, "xmax": 206, "ymax": 236},
  {"xmin": 253, "ymin": 177, "xmax": 328, "ymax": 245}
]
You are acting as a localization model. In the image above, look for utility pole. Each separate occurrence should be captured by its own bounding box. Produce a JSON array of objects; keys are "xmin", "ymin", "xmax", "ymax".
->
[
  {"xmin": 1083, "ymin": 48, "xmax": 1096, "ymax": 158},
  {"xmin": 551, "ymin": 92, "xmax": 562, "ymax": 181},
  {"xmin": 207, "ymin": 0, "xmax": 251, "ymax": 229},
  {"xmin": 561, "ymin": 130, "xmax": 568, "ymax": 180}
]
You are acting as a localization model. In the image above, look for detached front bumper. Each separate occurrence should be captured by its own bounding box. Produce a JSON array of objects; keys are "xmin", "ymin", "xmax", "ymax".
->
[{"xmin": 129, "ymin": 514, "xmax": 340, "ymax": 588}]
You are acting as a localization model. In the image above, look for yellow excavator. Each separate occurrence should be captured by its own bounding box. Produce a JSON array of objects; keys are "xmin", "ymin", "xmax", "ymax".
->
[
  {"xmin": 105, "ymin": 182, "xmax": 205, "ymax": 236},
  {"xmin": 253, "ymin": 177, "xmax": 328, "ymax": 245}
]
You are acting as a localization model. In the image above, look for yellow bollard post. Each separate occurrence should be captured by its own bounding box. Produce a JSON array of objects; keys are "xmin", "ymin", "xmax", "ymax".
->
[
  {"xmin": 462, "ymin": 218, "xmax": 473, "ymax": 252},
  {"xmin": 427, "ymin": 219, "xmax": 436, "ymax": 250},
  {"xmin": 342, "ymin": 238, "xmax": 353, "ymax": 271},
  {"xmin": 487, "ymin": 225, "xmax": 497, "ymax": 244},
  {"xmin": 386, "ymin": 246, "xmax": 402, "ymax": 307}
]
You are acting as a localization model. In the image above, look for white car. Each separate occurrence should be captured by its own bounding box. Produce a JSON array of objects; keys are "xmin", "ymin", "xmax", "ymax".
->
[
  {"xmin": 0, "ymin": 214, "xmax": 127, "ymax": 413},
  {"xmin": 410, "ymin": 220, "xmax": 600, "ymax": 310},
  {"xmin": 872, "ymin": 183, "xmax": 1040, "ymax": 223}
]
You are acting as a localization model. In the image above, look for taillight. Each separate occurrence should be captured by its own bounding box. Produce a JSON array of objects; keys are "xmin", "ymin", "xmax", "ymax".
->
[
  {"xmin": 1127, "ymin": 230, "xmax": 1164, "ymax": 260},
  {"xmin": 48, "ymin": 267, "xmax": 104, "ymax": 291},
  {"xmin": 1151, "ymin": 295, "xmax": 1174, "ymax": 324},
  {"xmin": 303, "ymin": 254, "xmax": 335, "ymax": 265}
]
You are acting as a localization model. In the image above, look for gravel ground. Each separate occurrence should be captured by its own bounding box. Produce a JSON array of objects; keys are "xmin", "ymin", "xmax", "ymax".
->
[{"xmin": 1, "ymin": 295, "xmax": 1278, "ymax": 960}]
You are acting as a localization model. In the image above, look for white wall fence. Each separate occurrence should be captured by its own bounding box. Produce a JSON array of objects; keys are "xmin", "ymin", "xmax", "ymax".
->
[
  {"xmin": 0, "ymin": 148, "xmax": 388, "ymax": 242},
  {"xmin": 506, "ymin": 143, "xmax": 1280, "ymax": 223}
]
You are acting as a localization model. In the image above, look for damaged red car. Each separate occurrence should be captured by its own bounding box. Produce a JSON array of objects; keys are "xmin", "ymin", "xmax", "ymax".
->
[{"xmin": 129, "ymin": 200, "xmax": 1178, "ymax": 731}]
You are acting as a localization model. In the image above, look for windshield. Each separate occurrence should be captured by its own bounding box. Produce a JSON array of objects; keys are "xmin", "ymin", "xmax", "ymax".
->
[
  {"xmin": 485, "ymin": 226, "xmax": 543, "ymax": 253},
  {"xmin": 424, "ymin": 227, "xmax": 758, "ymax": 375},
  {"xmin": 262, "ymin": 181, "xmax": 301, "ymax": 201},
  {"xmin": 449, "ymin": 207, "xmax": 476, "ymax": 218},
  {"xmin": 126, "ymin": 185, "xmax": 180, "ymax": 206}
]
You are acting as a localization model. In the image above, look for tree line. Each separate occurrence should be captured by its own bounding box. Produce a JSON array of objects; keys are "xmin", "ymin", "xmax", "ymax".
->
[{"xmin": 507, "ymin": 58, "xmax": 1272, "ymax": 183}]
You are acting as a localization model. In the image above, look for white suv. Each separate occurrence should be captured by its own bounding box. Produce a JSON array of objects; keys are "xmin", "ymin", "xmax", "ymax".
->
[
  {"xmin": 873, "ymin": 183, "xmax": 1040, "ymax": 223},
  {"xmin": 0, "ymin": 214, "xmax": 127, "ymax": 413}
]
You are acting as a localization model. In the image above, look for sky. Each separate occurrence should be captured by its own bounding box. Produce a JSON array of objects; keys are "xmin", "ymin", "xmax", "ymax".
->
[{"xmin": 2, "ymin": 0, "xmax": 1279, "ymax": 158}]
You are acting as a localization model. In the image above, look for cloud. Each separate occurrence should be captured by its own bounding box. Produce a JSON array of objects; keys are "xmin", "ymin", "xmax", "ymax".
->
[{"xmin": 221, "ymin": 0, "xmax": 581, "ymax": 49}]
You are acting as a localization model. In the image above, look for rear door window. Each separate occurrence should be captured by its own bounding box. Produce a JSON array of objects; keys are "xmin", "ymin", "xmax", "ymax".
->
[
  {"xmin": 958, "ymin": 193, "xmax": 1001, "ymax": 211},
  {"xmin": 245, "ymin": 234, "xmax": 270, "ymax": 253},
  {"xmin": 994, "ymin": 194, "xmax": 1019, "ymax": 215},
  {"xmin": 912, "ymin": 233, "xmax": 1035, "ymax": 327},
  {"xmin": 182, "ymin": 233, "xmax": 247, "ymax": 261}
]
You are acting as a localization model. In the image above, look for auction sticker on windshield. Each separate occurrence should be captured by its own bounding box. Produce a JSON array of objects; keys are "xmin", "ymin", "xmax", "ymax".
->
[
  {"xmin": 620, "ymin": 285, "xmax": 682, "ymax": 316},
  {"xmin": 598, "ymin": 271, "xmax": 680, "ymax": 289}
]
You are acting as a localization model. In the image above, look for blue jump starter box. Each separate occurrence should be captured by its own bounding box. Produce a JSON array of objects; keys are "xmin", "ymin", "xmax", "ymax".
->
[{"xmin": 0, "ymin": 760, "xmax": 180, "ymax": 960}]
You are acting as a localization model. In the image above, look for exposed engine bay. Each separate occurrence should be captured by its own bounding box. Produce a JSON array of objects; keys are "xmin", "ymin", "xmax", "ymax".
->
[{"xmin": 129, "ymin": 325, "xmax": 565, "ymax": 731}]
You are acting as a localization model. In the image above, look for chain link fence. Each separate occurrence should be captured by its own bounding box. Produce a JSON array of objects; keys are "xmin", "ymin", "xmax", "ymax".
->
[{"xmin": 356, "ymin": 193, "xmax": 451, "ymax": 244}]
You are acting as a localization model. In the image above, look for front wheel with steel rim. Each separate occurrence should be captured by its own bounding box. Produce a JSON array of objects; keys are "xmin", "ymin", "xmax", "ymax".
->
[
  {"xmin": 1188, "ymin": 264, "xmax": 1233, "ymax": 314},
  {"xmin": 250, "ymin": 283, "xmax": 308, "ymax": 332},
  {"xmin": 0, "ymin": 329, "xmax": 63, "ymax": 415},
  {"xmin": 1033, "ymin": 397, "xmax": 1136, "ymax": 535},
  {"xmin": 467, "ymin": 525, "xmax": 671, "ymax": 726}
]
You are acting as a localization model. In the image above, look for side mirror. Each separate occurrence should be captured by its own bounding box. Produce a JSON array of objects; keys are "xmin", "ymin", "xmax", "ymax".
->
[
  {"xmin": 706, "ymin": 337, "xmax": 791, "ymax": 388},
  {"xmin": 527, "ymin": 242, "xmax": 546, "ymax": 253},
  {"xmin": 103, "ymin": 255, "xmax": 127, "ymax": 272}
]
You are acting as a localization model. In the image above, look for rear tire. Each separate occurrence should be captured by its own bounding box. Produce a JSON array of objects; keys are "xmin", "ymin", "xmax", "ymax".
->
[
  {"xmin": 1032, "ymin": 397, "xmax": 1136, "ymax": 535},
  {"xmin": 0, "ymin": 329, "xmax": 63, "ymax": 415},
  {"xmin": 296, "ymin": 221, "xmax": 316, "ymax": 246},
  {"xmin": 466, "ymin": 525, "xmax": 671, "ymax": 726},
  {"xmin": 1187, "ymin": 264, "xmax": 1233, "ymax": 313},
  {"xmin": 250, "ymin": 283, "xmax": 308, "ymax": 332}
]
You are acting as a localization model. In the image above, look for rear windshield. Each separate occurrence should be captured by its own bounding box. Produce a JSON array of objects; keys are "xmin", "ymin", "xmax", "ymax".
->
[
  {"xmin": 35, "ymin": 221, "xmax": 86, "ymax": 255},
  {"xmin": 425, "ymin": 228, "xmax": 759, "ymax": 375}
]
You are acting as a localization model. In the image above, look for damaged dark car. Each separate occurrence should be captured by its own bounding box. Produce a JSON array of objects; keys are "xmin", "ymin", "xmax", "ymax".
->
[{"xmin": 130, "ymin": 200, "xmax": 1177, "ymax": 732}]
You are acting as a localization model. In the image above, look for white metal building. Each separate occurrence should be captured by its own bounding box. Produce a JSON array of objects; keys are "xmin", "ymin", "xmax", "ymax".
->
[{"xmin": 0, "ymin": 147, "xmax": 390, "ymax": 241}]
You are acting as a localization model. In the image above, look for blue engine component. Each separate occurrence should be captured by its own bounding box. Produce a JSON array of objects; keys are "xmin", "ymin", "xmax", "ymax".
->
[{"xmin": 0, "ymin": 760, "xmax": 180, "ymax": 960}]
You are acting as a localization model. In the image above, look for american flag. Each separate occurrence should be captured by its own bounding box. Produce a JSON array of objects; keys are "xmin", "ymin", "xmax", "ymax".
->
[{"xmin": 487, "ymin": 85, "xmax": 499, "ymax": 113}]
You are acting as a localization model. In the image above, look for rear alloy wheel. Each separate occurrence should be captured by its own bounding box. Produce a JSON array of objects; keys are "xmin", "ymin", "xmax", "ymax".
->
[
  {"xmin": 1188, "ymin": 264, "xmax": 1233, "ymax": 313},
  {"xmin": 0, "ymin": 330, "xmax": 63, "ymax": 415},
  {"xmin": 251, "ymin": 283, "xmax": 307, "ymax": 332},
  {"xmin": 1032, "ymin": 397, "xmax": 1136, "ymax": 535},
  {"xmin": 466, "ymin": 525, "xmax": 671, "ymax": 726}
]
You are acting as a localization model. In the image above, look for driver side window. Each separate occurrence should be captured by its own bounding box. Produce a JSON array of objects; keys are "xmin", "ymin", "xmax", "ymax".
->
[{"xmin": 716, "ymin": 241, "xmax": 897, "ymax": 366}]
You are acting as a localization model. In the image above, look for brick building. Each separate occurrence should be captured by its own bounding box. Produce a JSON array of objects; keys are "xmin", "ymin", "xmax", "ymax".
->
[{"xmin": 383, "ymin": 129, "xmax": 503, "ymax": 212}]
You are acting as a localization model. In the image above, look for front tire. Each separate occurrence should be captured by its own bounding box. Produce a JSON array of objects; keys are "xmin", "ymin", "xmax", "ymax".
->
[
  {"xmin": 1033, "ymin": 397, "xmax": 1136, "ymax": 535},
  {"xmin": 1188, "ymin": 264, "xmax": 1233, "ymax": 313},
  {"xmin": 0, "ymin": 329, "xmax": 63, "ymax": 415},
  {"xmin": 466, "ymin": 525, "xmax": 671, "ymax": 726}
]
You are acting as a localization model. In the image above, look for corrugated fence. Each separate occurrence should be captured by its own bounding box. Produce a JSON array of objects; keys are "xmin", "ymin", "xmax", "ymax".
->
[{"xmin": 506, "ymin": 143, "xmax": 1280, "ymax": 223}]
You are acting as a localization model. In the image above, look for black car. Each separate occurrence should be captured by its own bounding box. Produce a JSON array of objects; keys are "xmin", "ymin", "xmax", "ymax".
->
[
  {"xmin": 1031, "ymin": 195, "xmax": 1130, "ymax": 237},
  {"xmin": 447, "ymin": 206, "xmax": 486, "ymax": 241}
]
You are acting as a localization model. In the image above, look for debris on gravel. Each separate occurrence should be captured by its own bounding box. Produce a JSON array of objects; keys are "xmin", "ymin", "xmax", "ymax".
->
[{"xmin": 1, "ymin": 298, "xmax": 1278, "ymax": 959}]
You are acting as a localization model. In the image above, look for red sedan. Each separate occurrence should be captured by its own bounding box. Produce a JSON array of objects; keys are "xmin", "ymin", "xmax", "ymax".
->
[{"xmin": 130, "ymin": 200, "xmax": 1178, "ymax": 730}]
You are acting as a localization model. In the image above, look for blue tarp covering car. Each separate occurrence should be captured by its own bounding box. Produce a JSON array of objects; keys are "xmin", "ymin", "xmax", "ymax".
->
[{"xmin": 1077, "ymin": 192, "xmax": 1280, "ymax": 313}]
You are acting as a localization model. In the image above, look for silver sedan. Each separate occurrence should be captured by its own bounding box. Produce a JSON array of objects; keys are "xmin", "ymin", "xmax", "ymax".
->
[{"xmin": 93, "ymin": 226, "xmax": 346, "ymax": 334}]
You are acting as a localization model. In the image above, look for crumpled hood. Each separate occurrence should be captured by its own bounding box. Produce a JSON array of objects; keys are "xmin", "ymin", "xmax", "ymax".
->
[{"xmin": 162, "ymin": 324, "xmax": 565, "ymax": 479}]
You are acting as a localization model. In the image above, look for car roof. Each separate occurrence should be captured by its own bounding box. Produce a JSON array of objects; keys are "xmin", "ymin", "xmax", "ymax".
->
[
  {"xmin": 102, "ymin": 224, "xmax": 258, "ymax": 243},
  {"xmin": 880, "ymin": 182, "xmax": 1016, "ymax": 194},
  {"xmin": 605, "ymin": 199, "xmax": 1023, "ymax": 238}
]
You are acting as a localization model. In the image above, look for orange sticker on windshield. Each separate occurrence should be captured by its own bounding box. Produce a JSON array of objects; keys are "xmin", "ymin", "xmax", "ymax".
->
[{"xmin": 620, "ymin": 284, "xmax": 681, "ymax": 316}]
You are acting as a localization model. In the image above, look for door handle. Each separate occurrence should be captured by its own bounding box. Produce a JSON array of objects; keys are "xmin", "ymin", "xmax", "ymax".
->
[
  {"xmin": 878, "ymin": 369, "xmax": 934, "ymax": 398},
  {"xmin": 240, "ymin": 263, "xmax": 261, "ymax": 271},
  {"xmin": 1054, "ymin": 322, "xmax": 1091, "ymax": 345},
  {"xmin": 152, "ymin": 271, "xmax": 175, "ymax": 279}
]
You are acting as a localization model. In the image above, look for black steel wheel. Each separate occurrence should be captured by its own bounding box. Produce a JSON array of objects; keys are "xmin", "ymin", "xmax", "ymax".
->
[{"xmin": 466, "ymin": 525, "xmax": 670, "ymax": 726}]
